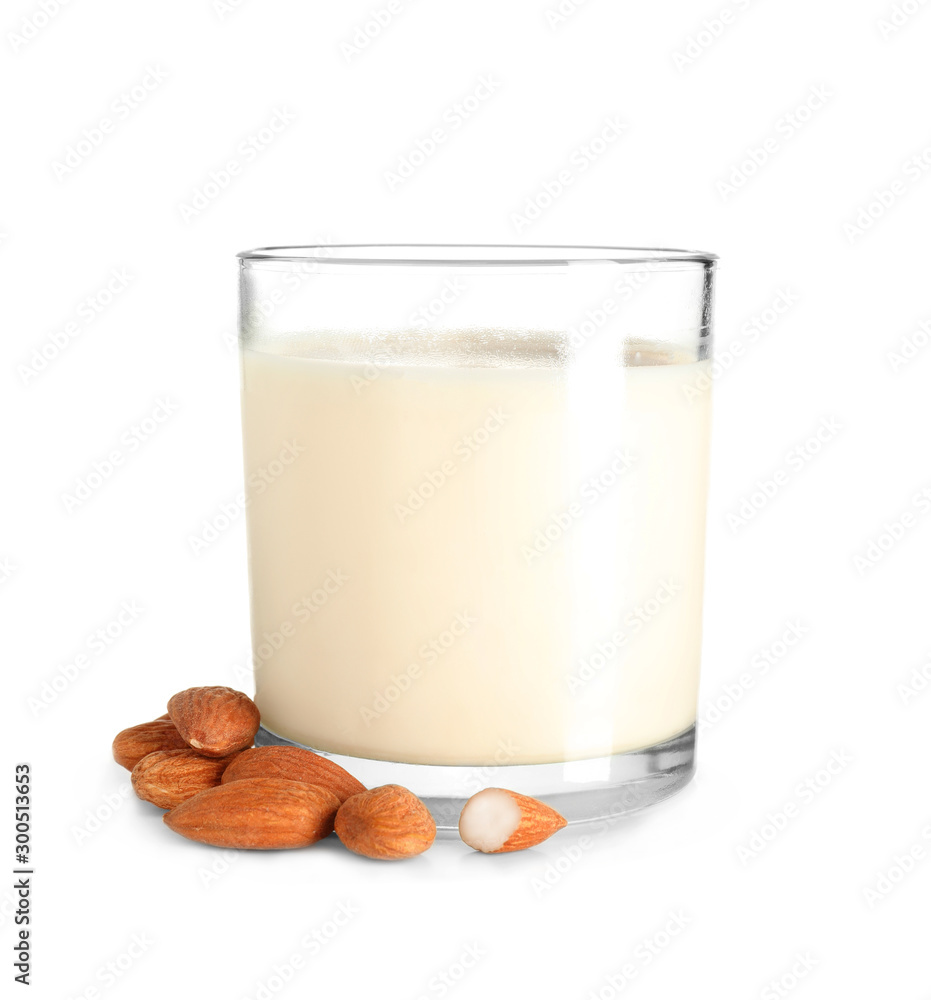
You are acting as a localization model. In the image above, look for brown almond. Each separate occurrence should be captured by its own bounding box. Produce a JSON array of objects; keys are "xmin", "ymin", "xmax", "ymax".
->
[
  {"xmin": 458, "ymin": 788, "xmax": 567, "ymax": 853},
  {"xmin": 221, "ymin": 746, "xmax": 365, "ymax": 803},
  {"xmin": 112, "ymin": 719, "xmax": 189, "ymax": 770},
  {"xmin": 335, "ymin": 784, "xmax": 435, "ymax": 860},
  {"xmin": 163, "ymin": 777, "xmax": 339, "ymax": 849},
  {"xmin": 167, "ymin": 686, "xmax": 260, "ymax": 757},
  {"xmin": 131, "ymin": 748, "xmax": 239, "ymax": 810}
]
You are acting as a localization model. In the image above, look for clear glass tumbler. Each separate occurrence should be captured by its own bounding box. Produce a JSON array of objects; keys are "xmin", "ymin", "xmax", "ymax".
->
[{"xmin": 238, "ymin": 245, "xmax": 716, "ymax": 827}]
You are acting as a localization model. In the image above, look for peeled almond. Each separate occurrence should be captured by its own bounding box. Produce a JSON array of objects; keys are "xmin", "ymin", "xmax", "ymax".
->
[{"xmin": 458, "ymin": 788, "xmax": 567, "ymax": 853}]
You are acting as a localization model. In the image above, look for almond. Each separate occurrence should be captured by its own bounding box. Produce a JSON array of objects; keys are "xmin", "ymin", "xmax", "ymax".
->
[
  {"xmin": 335, "ymin": 784, "xmax": 435, "ymax": 860},
  {"xmin": 163, "ymin": 777, "xmax": 339, "ymax": 849},
  {"xmin": 131, "ymin": 748, "xmax": 239, "ymax": 810},
  {"xmin": 458, "ymin": 788, "xmax": 567, "ymax": 853},
  {"xmin": 167, "ymin": 686, "xmax": 260, "ymax": 757},
  {"xmin": 221, "ymin": 746, "xmax": 365, "ymax": 803},
  {"xmin": 112, "ymin": 718, "xmax": 189, "ymax": 770}
]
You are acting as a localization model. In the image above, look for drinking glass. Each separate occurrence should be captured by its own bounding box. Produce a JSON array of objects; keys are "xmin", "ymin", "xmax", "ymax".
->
[{"xmin": 238, "ymin": 245, "xmax": 716, "ymax": 827}]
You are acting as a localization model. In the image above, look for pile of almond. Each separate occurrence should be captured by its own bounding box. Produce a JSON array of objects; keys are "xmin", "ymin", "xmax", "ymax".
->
[{"xmin": 113, "ymin": 685, "xmax": 567, "ymax": 859}]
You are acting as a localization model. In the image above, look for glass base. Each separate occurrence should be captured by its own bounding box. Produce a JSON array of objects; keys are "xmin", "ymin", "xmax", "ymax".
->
[{"xmin": 255, "ymin": 724, "xmax": 696, "ymax": 831}]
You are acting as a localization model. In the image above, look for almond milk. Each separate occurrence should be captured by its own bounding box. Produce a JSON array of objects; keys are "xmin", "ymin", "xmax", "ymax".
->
[{"xmin": 241, "ymin": 335, "xmax": 711, "ymax": 766}]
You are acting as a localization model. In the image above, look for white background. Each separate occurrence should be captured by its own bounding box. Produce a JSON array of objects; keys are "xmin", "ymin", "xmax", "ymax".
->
[{"xmin": 4, "ymin": 0, "xmax": 931, "ymax": 997}]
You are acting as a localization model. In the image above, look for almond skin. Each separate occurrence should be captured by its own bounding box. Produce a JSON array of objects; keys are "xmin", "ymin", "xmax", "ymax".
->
[
  {"xmin": 167, "ymin": 686, "xmax": 260, "ymax": 758},
  {"xmin": 112, "ymin": 719, "xmax": 189, "ymax": 770},
  {"xmin": 458, "ymin": 788, "xmax": 567, "ymax": 853},
  {"xmin": 335, "ymin": 784, "xmax": 436, "ymax": 860},
  {"xmin": 221, "ymin": 746, "xmax": 365, "ymax": 803},
  {"xmin": 131, "ymin": 749, "xmax": 239, "ymax": 810},
  {"xmin": 163, "ymin": 777, "xmax": 339, "ymax": 849}
]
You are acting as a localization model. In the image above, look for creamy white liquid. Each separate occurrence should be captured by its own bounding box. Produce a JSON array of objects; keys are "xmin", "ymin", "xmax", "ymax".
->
[{"xmin": 241, "ymin": 335, "xmax": 711, "ymax": 765}]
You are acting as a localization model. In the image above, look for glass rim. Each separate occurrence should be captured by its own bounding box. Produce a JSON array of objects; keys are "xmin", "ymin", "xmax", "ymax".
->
[{"xmin": 237, "ymin": 243, "xmax": 717, "ymax": 268}]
